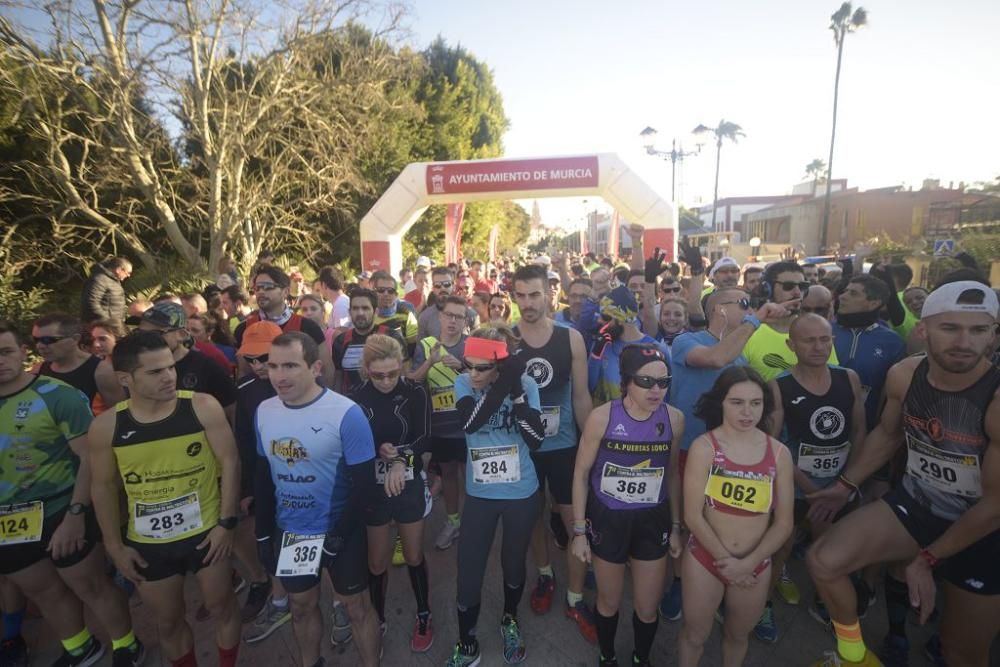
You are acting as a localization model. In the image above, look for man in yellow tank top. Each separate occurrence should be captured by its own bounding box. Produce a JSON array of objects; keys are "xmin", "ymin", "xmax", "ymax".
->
[{"xmin": 89, "ymin": 331, "xmax": 242, "ymax": 667}]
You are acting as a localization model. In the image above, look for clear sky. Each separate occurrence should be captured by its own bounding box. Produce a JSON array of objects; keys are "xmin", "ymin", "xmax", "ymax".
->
[{"xmin": 406, "ymin": 0, "xmax": 1000, "ymax": 230}]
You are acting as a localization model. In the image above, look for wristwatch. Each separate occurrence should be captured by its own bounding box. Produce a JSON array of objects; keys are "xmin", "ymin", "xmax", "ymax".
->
[
  {"xmin": 741, "ymin": 314, "xmax": 761, "ymax": 330},
  {"xmin": 67, "ymin": 502, "xmax": 88, "ymax": 516},
  {"xmin": 218, "ymin": 516, "xmax": 238, "ymax": 530}
]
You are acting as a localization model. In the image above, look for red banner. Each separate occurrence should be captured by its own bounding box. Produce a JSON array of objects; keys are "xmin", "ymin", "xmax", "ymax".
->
[
  {"xmin": 444, "ymin": 203, "xmax": 466, "ymax": 265},
  {"xmin": 488, "ymin": 224, "xmax": 500, "ymax": 263},
  {"xmin": 427, "ymin": 156, "xmax": 599, "ymax": 195},
  {"xmin": 608, "ymin": 211, "xmax": 620, "ymax": 260}
]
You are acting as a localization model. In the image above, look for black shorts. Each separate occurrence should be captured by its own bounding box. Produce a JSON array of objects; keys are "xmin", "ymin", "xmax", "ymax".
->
[
  {"xmin": 883, "ymin": 486, "xmax": 1000, "ymax": 595},
  {"xmin": 366, "ymin": 476, "xmax": 429, "ymax": 527},
  {"xmin": 530, "ymin": 447, "xmax": 577, "ymax": 506},
  {"xmin": 128, "ymin": 529, "xmax": 213, "ymax": 582},
  {"xmin": 272, "ymin": 524, "xmax": 368, "ymax": 596},
  {"xmin": 585, "ymin": 494, "xmax": 671, "ymax": 564},
  {"xmin": 0, "ymin": 505, "xmax": 100, "ymax": 576},
  {"xmin": 430, "ymin": 437, "xmax": 467, "ymax": 465}
]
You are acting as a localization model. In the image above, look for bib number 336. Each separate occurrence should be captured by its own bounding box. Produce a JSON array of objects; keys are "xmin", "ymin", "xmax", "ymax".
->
[{"xmin": 276, "ymin": 532, "xmax": 325, "ymax": 577}]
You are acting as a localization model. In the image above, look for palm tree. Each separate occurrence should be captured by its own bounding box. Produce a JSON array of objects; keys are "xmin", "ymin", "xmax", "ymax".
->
[
  {"xmin": 693, "ymin": 120, "xmax": 745, "ymax": 231},
  {"xmin": 805, "ymin": 158, "xmax": 828, "ymax": 193},
  {"xmin": 820, "ymin": 2, "xmax": 868, "ymax": 252}
]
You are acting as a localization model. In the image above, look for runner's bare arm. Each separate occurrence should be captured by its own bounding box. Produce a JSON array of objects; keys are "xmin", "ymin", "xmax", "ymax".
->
[
  {"xmin": 94, "ymin": 357, "xmax": 125, "ymax": 406},
  {"xmin": 194, "ymin": 393, "xmax": 241, "ymax": 520},
  {"xmin": 667, "ymin": 406, "xmax": 685, "ymax": 524},
  {"xmin": 767, "ymin": 380, "xmax": 784, "ymax": 438},
  {"xmin": 570, "ymin": 404, "xmax": 609, "ymax": 564},
  {"xmin": 922, "ymin": 390, "xmax": 1000, "ymax": 559},
  {"xmin": 568, "ymin": 328, "xmax": 593, "ymax": 431},
  {"xmin": 682, "ymin": 436, "xmax": 731, "ymax": 560},
  {"xmin": 846, "ymin": 368, "xmax": 868, "ymax": 456},
  {"xmin": 319, "ymin": 340, "xmax": 336, "ymax": 389},
  {"xmin": 744, "ymin": 443, "xmax": 795, "ymax": 565},
  {"xmin": 686, "ymin": 322, "xmax": 756, "ymax": 368},
  {"xmin": 87, "ymin": 411, "xmax": 123, "ymax": 548}
]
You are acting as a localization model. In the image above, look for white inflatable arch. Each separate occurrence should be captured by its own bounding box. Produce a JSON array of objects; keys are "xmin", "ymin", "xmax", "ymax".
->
[{"xmin": 359, "ymin": 154, "xmax": 675, "ymax": 275}]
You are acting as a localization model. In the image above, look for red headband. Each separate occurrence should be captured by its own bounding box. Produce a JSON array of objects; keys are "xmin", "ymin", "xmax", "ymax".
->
[{"xmin": 464, "ymin": 337, "xmax": 509, "ymax": 361}]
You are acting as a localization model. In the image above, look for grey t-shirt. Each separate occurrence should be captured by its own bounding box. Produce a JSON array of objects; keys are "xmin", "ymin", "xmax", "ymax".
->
[{"xmin": 417, "ymin": 304, "xmax": 479, "ymax": 339}]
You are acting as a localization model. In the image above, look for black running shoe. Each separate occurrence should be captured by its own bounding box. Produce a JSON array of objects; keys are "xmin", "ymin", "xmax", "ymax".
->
[
  {"xmin": 111, "ymin": 640, "xmax": 146, "ymax": 667},
  {"xmin": 50, "ymin": 638, "xmax": 104, "ymax": 667}
]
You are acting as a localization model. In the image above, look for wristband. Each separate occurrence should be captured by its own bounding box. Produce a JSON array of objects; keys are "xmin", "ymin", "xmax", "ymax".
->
[
  {"xmin": 741, "ymin": 314, "xmax": 761, "ymax": 330},
  {"xmin": 918, "ymin": 548, "xmax": 939, "ymax": 568},
  {"xmin": 572, "ymin": 526, "xmax": 587, "ymax": 536}
]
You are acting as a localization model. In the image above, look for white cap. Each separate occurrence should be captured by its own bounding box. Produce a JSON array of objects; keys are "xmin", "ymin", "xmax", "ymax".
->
[
  {"xmin": 921, "ymin": 281, "xmax": 999, "ymax": 319},
  {"xmin": 547, "ymin": 271, "xmax": 560, "ymax": 282},
  {"xmin": 533, "ymin": 255, "xmax": 551, "ymax": 266},
  {"xmin": 709, "ymin": 256, "xmax": 740, "ymax": 279},
  {"xmin": 416, "ymin": 256, "xmax": 431, "ymax": 268}
]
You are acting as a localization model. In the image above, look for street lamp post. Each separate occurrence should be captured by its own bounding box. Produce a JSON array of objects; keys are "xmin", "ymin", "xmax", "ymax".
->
[{"xmin": 639, "ymin": 126, "xmax": 702, "ymax": 202}]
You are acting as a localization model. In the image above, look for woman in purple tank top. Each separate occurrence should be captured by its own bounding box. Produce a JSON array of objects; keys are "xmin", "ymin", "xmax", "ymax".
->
[{"xmin": 571, "ymin": 344, "xmax": 684, "ymax": 667}]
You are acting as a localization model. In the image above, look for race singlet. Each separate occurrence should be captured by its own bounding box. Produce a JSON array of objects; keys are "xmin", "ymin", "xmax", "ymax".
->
[
  {"xmin": 598, "ymin": 462, "xmax": 663, "ymax": 505},
  {"xmin": 276, "ymin": 531, "xmax": 325, "ymax": 577},
  {"xmin": 905, "ymin": 435, "xmax": 981, "ymax": 499},
  {"xmin": 133, "ymin": 493, "xmax": 204, "ymax": 541},
  {"xmin": 797, "ymin": 442, "xmax": 850, "ymax": 479},
  {"xmin": 705, "ymin": 473, "xmax": 772, "ymax": 513},
  {"xmin": 470, "ymin": 445, "xmax": 520, "ymax": 485},
  {"xmin": 0, "ymin": 501, "xmax": 44, "ymax": 545}
]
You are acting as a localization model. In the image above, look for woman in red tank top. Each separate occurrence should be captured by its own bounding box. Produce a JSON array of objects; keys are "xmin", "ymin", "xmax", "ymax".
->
[{"xmin": 678, "ymin": 367, "xmax": 794, "ymax": 667}]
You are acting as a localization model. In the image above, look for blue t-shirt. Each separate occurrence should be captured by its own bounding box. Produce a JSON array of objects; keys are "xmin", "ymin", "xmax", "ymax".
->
[
  {"xmin": 832, "ymin": 322, "xmax": 906, "ymax": 431},
  {"xmin": 255, "ymin": 389, "xmax": 375, "ymax": 533},
  {"xmin": 669, "ymin": 330, "xmax": 748, "ymax": 451},
  {"xmin": 587, "ymin": 335, "xmax": 670, "ymax": 406},
  {"xmin": 455, "ymin": 373, "xmax": 540, "ymax": 500}
]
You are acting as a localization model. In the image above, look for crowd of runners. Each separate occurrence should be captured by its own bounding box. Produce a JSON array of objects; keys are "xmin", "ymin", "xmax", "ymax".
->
[{"xmin": 1, "ymin": 224, "xmax": 998, "ymax": 667}]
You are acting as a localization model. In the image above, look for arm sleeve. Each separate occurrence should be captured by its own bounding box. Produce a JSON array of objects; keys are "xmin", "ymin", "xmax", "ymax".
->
[
  {"xmin": 455, "ymin": 373, "xmax": 510, "ymax": 434},
  {"xmin": 512, "ymin": 375, "xmax": 545, "ymax": 451},
  {"xmin": 329, "ymin": 406, "xmax": 377, "ymax": 536},
  {"xmin": 234, "ymin": 385, "xmax": 256, "ymax": 498},
  {"xmin": 252, "ymin": 411, "xmax": 276, "ymax": 539}
]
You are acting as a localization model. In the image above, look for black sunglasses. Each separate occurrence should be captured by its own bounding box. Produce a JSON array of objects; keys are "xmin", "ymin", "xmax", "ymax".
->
[
  {"xmin": 661, "ymin": 285, "xmax": 681, "ymax": 293},
  {"xmin": 463, "ymin": 361, "xmax": 497, "ymax": 373},
  {"xmin": 32, "ymin": 335, "xmax": 73, "ymax": 345},
  {"xmin": 718, "ymin": 298, "xmax": 752, "ymax": 311},
  {"xmin": 432, "ymin": 281, "xmax": 453, "ymax": 289},
  {"xmin": 632, "ymin": 374, "xmax": 671, "ymax": 389},
  {"xmin": 244, "ymin": 354, "xmax": 269, "ymax": 364},
  {"xmin": 776, "ymin": 281, "xmax": 810, "ymax": 292},
  {"xmin": 374, "ymin": 287, "xmax": 396, "ymax": 295}
]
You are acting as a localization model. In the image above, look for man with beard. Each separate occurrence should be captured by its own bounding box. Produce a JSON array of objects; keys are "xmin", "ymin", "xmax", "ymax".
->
[
  {"xmin": 331, "ymin": 289, "xmax": 406, "ymax": 395},
  {"xmin": 417, "ymin": 267, "xmax": 478, "ymax": 339},
  {"xmin": 371, "ymin": 271, "xmax": 419, "ymax": 356},
  {"xmin": 806, "ymin": 281, "xmax": 1000, "ymax": 667},
  {"xmin": 743, "ymin": 262, "xmax": 837, "ymax": 382}
]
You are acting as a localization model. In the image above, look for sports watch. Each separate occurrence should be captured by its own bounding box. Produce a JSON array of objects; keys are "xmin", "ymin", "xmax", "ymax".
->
[
  {"xmin": 218, "ymin": 516, "xmax": 238, "ymax": 530},
  {"xmin": 741, "ymin": 314, "xmax": 761, "ymax": 330},
  {"xmin": 67, "ymin": 502, "xmax": 88, "ymax": 516}
]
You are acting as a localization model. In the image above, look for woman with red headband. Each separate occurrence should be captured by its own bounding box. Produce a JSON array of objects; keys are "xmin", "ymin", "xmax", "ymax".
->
[
  {"xmin": 445, "ymin": 324, "xmax": 546, "ymax": 667},
  {"xmin": 571, "ymin": 343, "xmax": 683, "ymax": 667}
]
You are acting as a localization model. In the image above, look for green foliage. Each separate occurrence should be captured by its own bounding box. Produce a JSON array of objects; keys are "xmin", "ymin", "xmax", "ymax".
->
[{"xmin": 0, "ymin": 274, "xmax": 51, "ymax": 332}]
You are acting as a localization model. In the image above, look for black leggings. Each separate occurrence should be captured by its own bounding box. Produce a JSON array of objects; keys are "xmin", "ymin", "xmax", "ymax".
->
[{"xmin": 456, "ymin": 493, "xmax": 540, "ymax": 609}]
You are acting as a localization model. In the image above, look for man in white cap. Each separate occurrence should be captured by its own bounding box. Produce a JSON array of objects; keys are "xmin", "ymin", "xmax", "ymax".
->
[
  {"xmin": 703, "ymin": 256, "xmax": 741, "ymax": 296},
  {"xmin": 805, "ymin": 280, "xmax": 1000, "ymax": 667}
]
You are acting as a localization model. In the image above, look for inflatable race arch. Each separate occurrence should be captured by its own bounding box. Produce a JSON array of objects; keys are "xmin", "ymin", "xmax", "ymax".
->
[{"xmin": 359, "ymin": 154, "xmax": 676, "ymax": 274}]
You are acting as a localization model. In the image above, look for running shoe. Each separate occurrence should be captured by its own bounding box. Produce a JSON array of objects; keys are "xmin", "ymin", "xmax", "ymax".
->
[
  {"xmin": 50, "ymin": 638, "xmax": 104, "ymax": 667},
  {"xmin": 549, "ymin": 511, "xmax": 568, "ymax": 550},
  {"xmin": 241, "ymin": 580, "xmax": 271, "ymax": 623},
  {"xmin": 500, "ymin": 615, "xmax": 526, "ymax": 664},
  {"xmin": 392, "ymin": 535, "xmax": 405, "ymax": 566},
  {"xmin": 777, "ymin": 565, "xmax": 801, "ymax": 605},
  {"xmin": 810, "ymin": 649, "xmax": 884, "ymax": 666},
  {"xmin": 599, "ymin": 654, "xmax": 619, "ymax": 667},
  {"xmin": 445, "ymin": 641, "xmax": 481, "ymax": 667},
  {"xmin": 923, "ymin": 635, "xmax": 944, "ymax": 667},
  {"xmin": 564, "ymin": 600, "xmax": 597, "ymax": 644},
  {"xmin": 658, "ymin": 580, "xmax": 682, "ymax": 621},
  {"xmin": 244, "ymin": 599, "xmax": 291, "ymax": 644},
  {"xmin": 878, "ymin": 635, "xmax": 909, "ymax": 667},
  {"xmin": 752, "ymin": 603, "xmax": 778, "ymax": 643},
  {"xmin": 631, "ymin": 651, "xmax": 652, "ymax": 667},
  {"xmin": 111, "ymin": 640, "xmax": 145, "ymax": 667},
  {"xmin": 410, "ymin": 612, "xmax": 433, "ymax": 653},
  {"xmin": 529, "ymin": 574, "xmax": 555, "ymax": 615},
  {"xmin": 330, "ymin": 600, "xmax": 353, "ymax": 646},
  {"xmin": 436, "ymin": 521, "xmax": 460, "ymax": 550},
  {"xmin": 809, "ymin": 597, "xmax": 832, "ymax": 628},
  {"xmin": 0, "ymin": 636, "xmax": 29, "ymax": 667}
]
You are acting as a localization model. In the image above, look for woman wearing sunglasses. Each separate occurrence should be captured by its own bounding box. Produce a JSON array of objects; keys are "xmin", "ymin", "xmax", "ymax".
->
[
  {"xmin": 571, "ymin": 344, "xmax": 683, "ymax": 667},
  {"xmin": 488, "ymin": 292, "xmax": 513, "ymax": 323},
  {"xmin": 349, "ymin": 335, "xmax": 434, "ymax": 653},
  {"xmin": 678, "ymin": 366, "xmax": 794, "ymax": 667},
  {"xmin": 445, "ymin": 325, "xmax": 545, "ymax": 667}
]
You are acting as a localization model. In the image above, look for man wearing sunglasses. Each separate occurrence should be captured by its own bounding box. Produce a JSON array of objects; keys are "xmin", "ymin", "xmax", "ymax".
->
[
  {"xmin": 332, "ymin": 289, "xmax": 407, "ymax": 395},
  {"xmin": 744, "ymin": 261, "xmax": 839, "ymax": 384},
  {"xmin": 33, "ymin": 312, "xmax": 106, "ymax": 406},
  {"xmin": 417, "ymin": 267, "xmax": 479, "ymax": 341},
  {"xmin": 371, "ymin": 271, "xmax": 419, "ymax": 357}
]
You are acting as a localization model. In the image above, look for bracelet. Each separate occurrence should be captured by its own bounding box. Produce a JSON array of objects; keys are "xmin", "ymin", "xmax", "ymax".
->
[
  {"xmin": 572, "ymin": 533, "xmax": 587, "ymax": 539},
  {"xmin": 918, "ymin": 548, "xmax": 939, "ymax": 568},
  {"xmin": 837, "ymin": 474, "xmax": 860, "ymax": 494}
]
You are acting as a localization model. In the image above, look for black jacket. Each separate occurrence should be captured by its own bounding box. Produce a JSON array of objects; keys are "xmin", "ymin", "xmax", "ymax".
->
[{"xmin": 81, "ymin": 264, "xmax": 126, "ymax": 324}]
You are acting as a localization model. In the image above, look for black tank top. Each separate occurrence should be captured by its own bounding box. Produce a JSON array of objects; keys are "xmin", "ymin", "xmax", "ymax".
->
[
  {"xmin": 901, "ymin": 357, "xmax": 1000, "ymax": 520},
  {"xmin": 777, "ymin": 367, "xmax": 854, "ymax": 484},
  {"xmin": 39, "ymin": 355, "xmax": 101, "ymax": 401},
  {"xmin": 515, "ymin": 325, "xmax": 575, "ymax": 451}
]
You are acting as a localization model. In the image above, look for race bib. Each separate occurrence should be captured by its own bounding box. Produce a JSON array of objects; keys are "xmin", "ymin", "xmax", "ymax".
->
[
  {"xmin": 134, "ymin": 493, "xmax": 203, "ymax": 540},
  {"xmin": 341, "ymin": 345, "xmax": 364, "ymax": 370},
  {"xmin": 375, "ymin": 458, "xmax": 415, "ymax": 485},
  {"xmin": 905, "ymin": 436, "xmax": 981, "ymax": 499},
  {"xmin": 430, "ymin": 386, "xmax": 456, "ymax": 413},
  {"xmin": 0, "ymin": 501, "xmax": 43, "ymax": 545},
  {"xmin": 798, "ymin": 442, "xmax": 850, "ymax": 479},
  {"xmin": 705, "ymin": 474, "xmax": 772, "ymax": 513},
  {"xmin": 540, "ymin": 406, "xmax": 561, "ymax": 437},
  {"xmin": 599, "ymin": 462, "xmax": 663, "ymax": 505},
  {"xmin": 470, "ymin": 445, "xmax": 520, "ymax": 484},
  {"xmin": 276, "ymin": 531, "xmax": 325, "ymax": 577}
]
